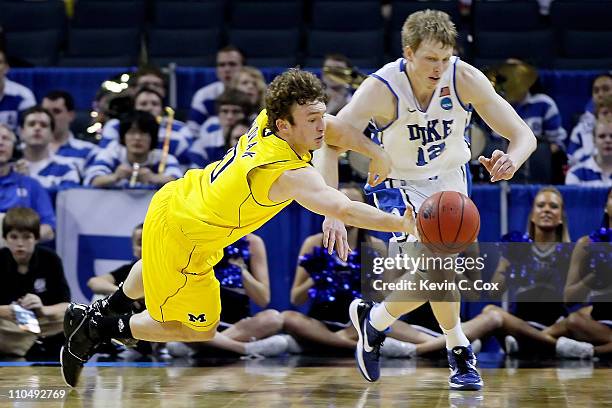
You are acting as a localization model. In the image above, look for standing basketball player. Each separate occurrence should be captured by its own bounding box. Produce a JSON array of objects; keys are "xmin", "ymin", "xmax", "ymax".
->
[
  {"xmin": 60, "ymin": 69, "xmax": 415, "ymax": 387},
  {"xmin": 319, "ymin": 10, "xmax": 536, "ymax": 390}
]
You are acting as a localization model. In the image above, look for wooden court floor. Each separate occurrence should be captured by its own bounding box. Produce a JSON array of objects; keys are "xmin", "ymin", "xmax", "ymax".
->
[{"xmin": 0, "ymin": 356, "xmax": 610, "ymax": 407}]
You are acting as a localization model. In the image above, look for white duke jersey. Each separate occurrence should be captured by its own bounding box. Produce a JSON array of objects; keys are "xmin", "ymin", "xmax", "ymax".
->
[{"xmin": 370, "ymin": 56, "xmax": 471, "ymax": 180}]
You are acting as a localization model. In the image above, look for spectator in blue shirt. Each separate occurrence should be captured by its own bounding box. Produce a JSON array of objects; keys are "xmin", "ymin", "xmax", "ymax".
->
[
  {"xmin": 0, "ymin": 124, "xmax": 55, "ymax": 242},
  {"xmin": 42, "ymin": 91, "xmax": 98, "ymax": 181},
  {"xmin": 99, "ymin": 88, "xmax": 194, "ymax": 169},
  {"xmin": 131, "ymin": 65, "xmax": 167, "ymax": 99},
  {"xmin": 482, "ymin": 59, "xmax": 567, "ymax": 183},
  {"xmin": 187, "ymin": 46, "xmax": 245, "ymax": 136},
  {"xmin": 85, "ymin": 111, "xmax": 181, "ymax": 189},
  {"xmin": 229, "ymin": 66, "xmax": 267, "ymax": 119},
  {"xmin": 188, "ymin": 89, "xmax": 252, "ymax": 168},
  {"xmin": 0, "ymin": 50, "xmax": 36, "ymax": 134},
  {"xmin": 568, "ymin": 76, "xmax": 612, "ymax": 166},
  {"xmin": 566, "ymin": 119, "xmax": 612, "ymax": 187},
  {"xmin": 16, "ymin": 107, "xmax": 80, "ymax": 193}
]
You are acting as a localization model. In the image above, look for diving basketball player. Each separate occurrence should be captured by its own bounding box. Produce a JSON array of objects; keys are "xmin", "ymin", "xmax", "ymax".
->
[{"xmin": 60, "ymin": 69, "xmax": 415, "ymax": 387}]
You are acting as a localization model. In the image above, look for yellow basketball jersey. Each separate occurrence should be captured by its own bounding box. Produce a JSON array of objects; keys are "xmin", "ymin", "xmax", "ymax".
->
[{"xmin": 168, "ymin": 110, "xmax": 312, "ymax": 251}]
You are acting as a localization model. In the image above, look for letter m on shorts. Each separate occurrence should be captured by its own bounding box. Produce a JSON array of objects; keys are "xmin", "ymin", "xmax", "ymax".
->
[{"xmin": 188, "ymin": 313, "xmax": 207, "ymax": 323}]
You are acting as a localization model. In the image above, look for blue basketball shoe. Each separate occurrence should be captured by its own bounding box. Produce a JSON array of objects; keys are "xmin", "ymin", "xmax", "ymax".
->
[
  {"xmin": 349, "ymin": 299, "xmax": 386, "ymax": 382},
  {"xmin": 447, "ymin": 345, "xmax": 484, "ymax": 390}
]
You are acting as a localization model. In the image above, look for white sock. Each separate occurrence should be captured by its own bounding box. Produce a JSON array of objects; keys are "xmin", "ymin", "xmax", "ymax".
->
[
  {"xmin": 369, "ymin": 303, "xmax": 397, "ymax": 332},
  {"xmin": 441, "ymin": 322, "xmax": 470, "ymax": 350}
]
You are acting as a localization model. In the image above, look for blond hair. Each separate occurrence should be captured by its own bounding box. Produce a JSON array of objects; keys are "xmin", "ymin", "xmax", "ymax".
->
[
  {"xmin": 231, "ymin": 66, "xmax": 267, "ymax": 111},
  {"xmin": 595, "ymin": 94, "xmax": 612, "ymax": 117},
  {"xmin": 401, "ymin": 9, "xmax": 457, "ymax": 52},
  {"xmin": 527, "ymin": 186, "xmax": 571, "ymax": 243}
]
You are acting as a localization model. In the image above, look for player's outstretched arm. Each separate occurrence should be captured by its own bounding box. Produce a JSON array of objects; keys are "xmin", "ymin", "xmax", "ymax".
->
[
  {"xmin": 333, "ymin": 77, "xmax": 398, "ymax": 186},
  {"xmin": 457, "ymin": 62, "xmax": 537, "ymax": 182},
  {"xmin": 311, "ymin": 143, "xmax": 350, "ymax": 259},
  {"xmin": 323, "ymin": 115, "xmax": 391, "ymax": 187},
  {"xmin": 313, "ymin": 77, "xmax": 397, "ymax": 258},
  {"xmin": 270, "ymin": 166, "xmax": 416, "ymax": 234}
]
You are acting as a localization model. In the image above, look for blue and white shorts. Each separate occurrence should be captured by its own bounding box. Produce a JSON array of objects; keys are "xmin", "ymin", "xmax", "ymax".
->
[{"xmin": 365, "ymin": 166, "xmax": 469, "ymax": 245}]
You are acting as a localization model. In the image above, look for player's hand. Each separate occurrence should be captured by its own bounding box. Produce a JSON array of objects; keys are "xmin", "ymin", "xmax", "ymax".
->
[
  {"xmin": 322, "ymin": 216, "xmax": 351, "ymax": 261},
  {"xmin": 401, "ymin": 209, "xmax": 418, "ymax": 238},
  {"xmin": 367, "ymin": 148, "xmax": 391, "ymax": 187},
  {"xmin": 478, "ymin": 150, "xmax": 517, "ymax": 182},
  {"xmin": 18, "ymin": 293, "xmax": 43, "ymax": 311}
]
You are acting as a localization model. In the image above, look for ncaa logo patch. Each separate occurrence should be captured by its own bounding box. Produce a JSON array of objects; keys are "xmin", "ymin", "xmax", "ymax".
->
[{"xmin": 440, "ymin": 97, "xmax": 453, "ymax": 110}]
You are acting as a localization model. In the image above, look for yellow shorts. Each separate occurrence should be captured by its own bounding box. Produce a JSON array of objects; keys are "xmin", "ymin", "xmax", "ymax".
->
[{"xmin": 142, "ymin": 181, "xmax": 223, "ymax": 332}]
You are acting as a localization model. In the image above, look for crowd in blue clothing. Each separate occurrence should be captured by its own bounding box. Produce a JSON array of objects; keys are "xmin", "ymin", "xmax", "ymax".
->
[{"xmin": 1, "ymin": 44, "xmax": 612, "ymax": 249}]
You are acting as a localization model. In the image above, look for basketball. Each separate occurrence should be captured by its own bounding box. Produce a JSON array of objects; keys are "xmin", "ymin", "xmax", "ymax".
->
[{"xmin": 417, "ymin": 191, "xmax": 480, "ymax": 254}]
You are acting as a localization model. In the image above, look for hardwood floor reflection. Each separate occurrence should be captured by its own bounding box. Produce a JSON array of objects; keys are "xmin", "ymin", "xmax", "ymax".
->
[{"xmin": 0, "ymin": 358, "xmax": 609, "ymax": 407}]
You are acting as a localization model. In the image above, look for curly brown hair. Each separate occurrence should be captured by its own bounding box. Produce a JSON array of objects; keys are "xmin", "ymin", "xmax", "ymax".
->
[{"xmin": 265, "ymin": 68, "xmax": 327, "ymax": 134}]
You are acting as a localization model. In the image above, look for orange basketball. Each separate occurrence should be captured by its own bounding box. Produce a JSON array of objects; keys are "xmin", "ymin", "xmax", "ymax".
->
[{"xmin": 416, "ymin": 191, "xmax": 480, "ymax": 254}]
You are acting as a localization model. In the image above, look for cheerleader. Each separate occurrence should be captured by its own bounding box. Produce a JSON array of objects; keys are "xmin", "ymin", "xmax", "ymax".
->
[
  {"xmin": 564, "ymin": 188, "xmax": 612, "ymax": 356},
  {"xmin": 478, "ymin": 187, "xmax": 593, "ymax": 358}
]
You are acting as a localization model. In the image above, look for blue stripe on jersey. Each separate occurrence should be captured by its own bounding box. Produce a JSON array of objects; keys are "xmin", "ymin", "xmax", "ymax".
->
[
  {"xmin": 85, "ymin": 147, "xmax": 181, "ymax": 187},
  {"xmin": 566, "ymin": 135, "xmax": 582, "ymax": 155},
  {"xmin": 0, "ymin": 94, "xmax": 24, "ymax": 131},
  {"xmin": 98, "ymin": 137, "xmax": 112, "ymax": 149},
  {"xmin": 517, "ymin": 98, "xmax": 565, "ymax": 142},
  {"xmin": 187, "ymin": 150, "xmax": 208, "ymax": 168},
  {"xmin": 203, "ymin": 100, "xmax": 216, "ymax": 120},
  {"xmin": 369, "ymin": 73, "xmax": 399, "ymax": 132},
  {"xmin": 453, "ymin": 59, "xmax": 471, "ymax": 112},
  {"xmin": 571, "ymin": 167, "xmax": 603, "ymax": 182},
  {"xmin": 188, "ymin": 109, "xmax": 207, "ymax": 127},
  {"xmin": 365, "ymin": 186, "xmax": 407, "ymax": 214},
  {"xmin": 543, "ymin": 113, "xmax": 562, "ymax": 131},
  {"xmin": 57, "ymin": 146, "xmax": 90, "ymax": 159},
  {"xmin": 33, "ymin": 161, "xmax": 79, "ymax": 191},
  {"xmin": 38, "ymin": 162, "xmax": 74, "ymax": 177},
  {"xmin": 464, "ymin": 163, "xmax": 472, "ymax": 197},
  {"xmin": 204, "ymin": 121, "xmax": 221, "ymax": 134},
  {"xmin": 518, "ymin": 101, "xmax": 551, "ymax": 116},
  {"xmin": 0, "ymin": 93, "xmax": 24, "ymax": 111}
]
